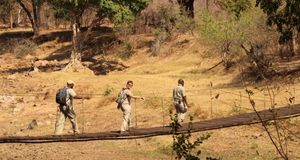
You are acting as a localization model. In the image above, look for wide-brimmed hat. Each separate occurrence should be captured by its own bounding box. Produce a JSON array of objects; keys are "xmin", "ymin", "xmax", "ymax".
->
[{"xmin": 67, "ymin": 80, "xmax": 75, "ymax": 85}]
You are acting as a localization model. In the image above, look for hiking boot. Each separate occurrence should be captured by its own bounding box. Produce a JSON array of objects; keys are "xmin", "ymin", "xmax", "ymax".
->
[{"xmin": 74, "ymin": 130, "xmax": 81, "ymax": 135}]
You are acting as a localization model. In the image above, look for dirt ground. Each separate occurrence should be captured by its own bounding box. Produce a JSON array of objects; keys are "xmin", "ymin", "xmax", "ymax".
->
[{"xmin": 0, "ymin": 30, "xmax": 300, "ymax": 160}]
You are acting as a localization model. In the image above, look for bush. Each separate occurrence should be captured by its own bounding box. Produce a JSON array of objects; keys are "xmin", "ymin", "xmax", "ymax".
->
[
  {"xmin": 119, "ymin": 40, "xmax": 134, "ymax": 60},
  {"xmin": 13, "ymin": 39, "xmax": 37, "ymax": 58},
  {"xmin": 196, "ymin": 6, "xmax": 278, "ymax": 73},
  {"xmin": 103, "ymin": 85, "xmax": 114, "ymax": 96},
  {"xmin": 150, "ymin": 5, "xmax": 194, "ymax": 56},
  {"xmin": 169, "ymin": 113, "xmax": 220, "ymax": 160}
]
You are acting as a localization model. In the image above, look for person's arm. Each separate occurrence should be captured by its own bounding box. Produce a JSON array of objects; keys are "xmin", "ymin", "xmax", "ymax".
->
[
  {"xmin": 183, "ymin": 96, "xmax": 188, "ymax": 107},
  {"xmin": 182, "ymin": 87, "xmax": 188, "ymax": 107},
  {"xmin": 74, "ymin": 95, "xmax": 90, "ymax": 100},
  {"xmin": 69, "ymin": 89, "xmax": 90, "ymax": 100},
  {"xmin": 127, "ymin": 90, "xmax": 144, "ymax": 100}
]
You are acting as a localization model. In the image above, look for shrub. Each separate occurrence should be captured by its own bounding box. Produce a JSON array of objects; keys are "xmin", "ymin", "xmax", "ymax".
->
[
  {"xmin": 196, "ymin": 6, "xmax": 278, "ymax": 76},
  {"xmin": 149, "ymin": 4, "xmax": 194, "ymax": 56},
  {"xmin": 103, "ymin": 85, "xmax": 114, "ymax": 96},
  {"xmin": 119, "ymin": 40, "xmax": 134, "ymax": 60},
  {"xmin": 13, "ymin": 39, "xmax": 37, "ymax": 58},
  {"xmin": 169, "ymin": 112, "xmax": 220, "ymax": 160}
]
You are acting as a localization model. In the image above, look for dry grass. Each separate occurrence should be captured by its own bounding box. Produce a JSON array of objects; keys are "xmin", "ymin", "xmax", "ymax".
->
[{"xmin": 0, "ymin": 31, "xmax": 300, "ymax": 160}]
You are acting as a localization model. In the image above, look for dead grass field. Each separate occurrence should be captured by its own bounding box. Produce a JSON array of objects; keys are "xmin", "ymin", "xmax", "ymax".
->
[{"xmin": 0, "ymin": 30, "xmax": 300, "ymax": 160}]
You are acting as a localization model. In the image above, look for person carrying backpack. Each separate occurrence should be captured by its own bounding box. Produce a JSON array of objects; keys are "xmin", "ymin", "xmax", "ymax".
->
[
  {"xmin": 117, "ymin": 80, "xmax": 144, "ymax": 134},
  {"xmin": 54, "ymin": 80, "xmax": 90, "ymax": 135}
]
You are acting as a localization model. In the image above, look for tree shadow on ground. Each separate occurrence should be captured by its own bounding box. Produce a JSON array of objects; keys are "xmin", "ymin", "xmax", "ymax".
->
[
  {"xmin": 41, "ymin": 27, "xmax": 126, "ymax": 75},
  {"xmin": 33, "ymin": 31, "xmax": 72, "ymax": 45},
  {"xmin": 43, "ymin": 26, "xmax": 117, "ymax": 62},
  {"xmin": 43, "ymin": 45, "xmax": 72, "ymax": 61},
  {"xmin": 84, "ymin": 58, "xmax": 129, "ymax": 75},
  {"xmin": 0, "ymin": 30, "xmax": 71, "ymax": 55},
  {"xmin": 0, "ymin": 27, "xmax": 128, "ymax": 75},
  {"xmin": 0, "ymin": 31, "xmax": 34, "ymax": 55},
  {"xmin": 0, "ymin": 31, "xmax": 34, "ymax": 40},
  {"xmin": 0, "ymin": 63, "xmax": 67, "ymax": 74},
  {"xmin": 221, "ymin": 65, "xmax": 300, "ymax": 88}
]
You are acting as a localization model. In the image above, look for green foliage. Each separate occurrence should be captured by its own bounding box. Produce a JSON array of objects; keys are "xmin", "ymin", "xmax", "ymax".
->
[
  {"xmin": 169, "ymin": 112, "xmax": 219, "ymax": 160},
  {"xmin": 103, "ymin": 85, "xmax": 114, "ymax": 96},
  {"xmin": 150, "ymin": 5, "xmax": 194, "ymax": 56},
  {"xmin": 196, "ymin": 7, "xmax": 276, "ymax": 71},
  {"xmin": 215, "ymin": 0, "xmax": 252, "ymax": 19},
  {"xmin": 48, "ymin": 0, "xmax": 90, "ymax": 21},
  {"xmin": 256, "ymin": 0, "xmax": 300, "ymax": 44},
  {"xmin": 49, "ymin": 0, "xmax": 149, "ymax": 30},
  {"xmin": 97, "ymin": 0, "xmax": 149, "ymax": 25},
  {"xmin": 197, "ymin": 9, "xmax": 258, "ymax": 47}
]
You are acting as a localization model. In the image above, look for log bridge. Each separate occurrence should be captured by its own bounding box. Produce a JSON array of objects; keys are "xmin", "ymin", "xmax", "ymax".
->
[{"xmin": 1, "ymin": 104, "xmax": 300, "ymax": 143}]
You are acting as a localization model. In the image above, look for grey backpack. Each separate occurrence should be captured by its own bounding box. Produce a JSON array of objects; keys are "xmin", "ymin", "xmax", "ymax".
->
[{"xmin": 115, "ymin": 89, "xmax": 128, "ymax": 105}]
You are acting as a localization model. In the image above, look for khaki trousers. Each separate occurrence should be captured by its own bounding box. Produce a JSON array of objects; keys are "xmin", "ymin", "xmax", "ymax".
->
[
  {"xmin": 55, "ymin": 105, "xmax": 79, "ymax": 135},
  {"xmin": 120, "ymin": 103, "xmax": 131, "ymax": 131},
  {"xmin": 174, "ymin": 101, "xmax": 187, "ymax": 122}
]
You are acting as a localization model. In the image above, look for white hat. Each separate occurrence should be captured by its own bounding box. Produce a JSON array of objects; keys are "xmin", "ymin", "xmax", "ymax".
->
[{"xmin": 67, "ymin": 80, "xmax": 75, "ymax": 85}]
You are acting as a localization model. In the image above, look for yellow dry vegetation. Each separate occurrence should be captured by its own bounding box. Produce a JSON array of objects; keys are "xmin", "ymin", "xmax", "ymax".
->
[{"xmin": 0, "ymin": 31, "xmax": 299, "ymax": 160}]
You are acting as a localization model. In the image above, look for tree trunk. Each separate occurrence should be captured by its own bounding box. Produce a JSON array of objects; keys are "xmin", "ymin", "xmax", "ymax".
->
[
  {"xmin": 71, "ymin": 22, "xmax": 81, "ymax": 63},
  {"xmin": 17, "ymin": 9, "xmax": 22, "ymax": 25},
  {"xmin": 292, "ymin": 30, "xmax": 299, "ymax": 55},
  {"xmin": 16, "ymin": 0, "xmax": 40, "ymax": 36},
  {"xmin": 62, "ymin": 22, "xmax": 82, "ymax": 71},
  {"xmin": 206, "ymin": 0, "xmax": 209, "ymax": 11},
  {"xmin": 10, "ymin": 10, "xmax": 13, "ymax": 29},
  {"xmin": 31, "ymin": 0, "xmax": 40, "ymax": 36}
]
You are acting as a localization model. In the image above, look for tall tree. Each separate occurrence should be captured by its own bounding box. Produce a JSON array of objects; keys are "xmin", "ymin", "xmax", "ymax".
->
[
  {"xmin": 256, "ymin": 0, "xmax": 300, "ymax": 55},
  {"xmin": 15, "ymin": 0, "xmax": 44, "ymax": 35},
  {"xmin": 49, "ymin": 0, "xmax": 89, "ymax": 67},
  {"xmin": 48, "ymin": 0, "xmax": 149, "ymax": 69}
]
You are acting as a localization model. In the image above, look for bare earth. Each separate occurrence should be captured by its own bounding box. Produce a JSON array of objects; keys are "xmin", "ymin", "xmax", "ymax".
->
[{"xmin": 0, "ymin": 31, "xmax": 299, "ymax": 160}]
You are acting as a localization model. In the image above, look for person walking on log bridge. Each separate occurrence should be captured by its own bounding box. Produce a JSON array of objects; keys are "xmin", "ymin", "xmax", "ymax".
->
[
  {"xmin": 116, "ymin": 80, "xmax": 144, "ymax": 134},
  {"xmin": 55, "ymin": 80, "xmax": 90, "ymax": 135},
  {"xmin": 173, "ymin": 79, "xmax": 189, "ymax": 122}
]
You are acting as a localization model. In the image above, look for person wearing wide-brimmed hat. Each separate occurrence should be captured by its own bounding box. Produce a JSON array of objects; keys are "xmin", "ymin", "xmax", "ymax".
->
[{"xmin": 55, "ymin": 80, "xmax": 89, "ymax": 135}]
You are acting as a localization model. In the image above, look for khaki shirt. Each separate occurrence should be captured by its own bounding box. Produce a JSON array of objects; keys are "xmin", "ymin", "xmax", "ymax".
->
[
  {"xmin": 66, "ymin": 88, "xmax": 76, "ymax": 107},
  {"xmin": 173, "ymin": 84, "xmax": 186, "ymax": 102}
]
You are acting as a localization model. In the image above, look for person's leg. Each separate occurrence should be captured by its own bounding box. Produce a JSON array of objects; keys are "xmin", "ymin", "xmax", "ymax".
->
[
  {"xmin": 175, "ymin": 103, "xmax": 186, "ymax": 122},
  {"xmin": 55, "ymin": 110, "xmax": 67, "ymax": 135},
  {"xmin": 67, "ymin": 107, "xmax": 80, "ymax": 134},
  {"xmin": 120, "ymin": 104, "xmax": 131, "ymax": 132}
]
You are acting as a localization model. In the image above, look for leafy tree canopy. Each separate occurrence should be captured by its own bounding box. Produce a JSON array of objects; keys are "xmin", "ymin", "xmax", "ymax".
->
[
  {"xmin": 49, "ymin": 0, "xmax": 149, "ymax": 25},
  {"xmin": 97, "ymin": 0, "xmax": 149, "ymax": 24},
  {"xmin": 256, "ymin": 0, "xmax": 300, "ymax": 43}
]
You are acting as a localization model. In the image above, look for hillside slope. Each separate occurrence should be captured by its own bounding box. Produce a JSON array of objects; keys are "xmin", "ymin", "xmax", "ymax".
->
[{"xmin": 0, "ymin": 29, "xmax": 300, "ymax": 160}]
